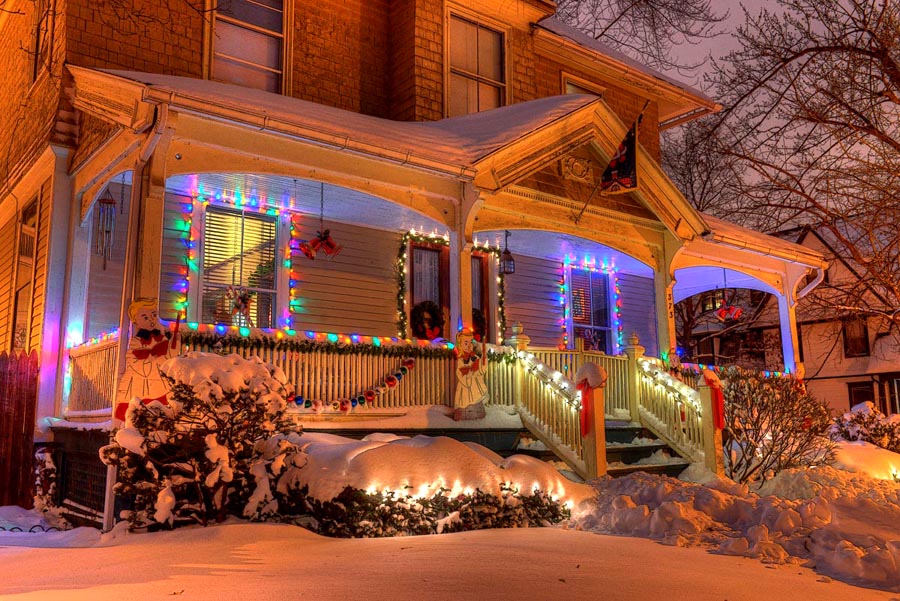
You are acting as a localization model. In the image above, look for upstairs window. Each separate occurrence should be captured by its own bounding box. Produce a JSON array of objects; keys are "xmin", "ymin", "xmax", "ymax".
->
[
  {"xmin": 12, "ymin": 202, "xmax": 38, "ymax": 352},
  {"xmin": 842, "ymin": 318, "xmax": 870, "ymax": 358},
  {"xmin": 569, "ymin": 268, "xmax": 611, "ymax": 353},
  {"xmin": 200, "ymin": 207, "xmax": 277, "ymax": 328},
  {"xmin": 212, "ymin": 0, "xmax": 285, "ymax": 93},
  {"xmin": 448, "ymin": 15, "xmax": 504, "ymax": 117}
]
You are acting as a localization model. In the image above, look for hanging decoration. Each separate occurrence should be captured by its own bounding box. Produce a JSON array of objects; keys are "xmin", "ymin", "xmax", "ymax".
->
[
  {"xmin": 715, "ymin": 305, "xmax": 744, "ymax": 323},
  {"xmin": 292, "ymin": 358, "xmax": 417, "ymax": 413},
  {"xmin": 225, "ymin": 285, "xmax": 254, "ymax": 327},
  {"xmin": 94, "ymin": 186, "xmax": 118, "ymax": 269},
  {"xmin": 298, "ymin": 182, "xmax": 342, "ymax": 260}
]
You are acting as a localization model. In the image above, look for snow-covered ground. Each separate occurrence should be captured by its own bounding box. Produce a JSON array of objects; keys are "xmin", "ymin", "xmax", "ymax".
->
[{"xmin": 2, "ymin": 435, "xmax": 900, "ymax": 598}]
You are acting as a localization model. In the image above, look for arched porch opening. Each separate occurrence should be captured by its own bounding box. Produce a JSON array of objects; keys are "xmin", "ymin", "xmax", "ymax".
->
[
  {"xmin": 475, "ymin": 228, "xmax": 658, "ymax": 356},
  {"xmin": 673, "ymin": 266, "xmax": 789, "ymax": 372}
]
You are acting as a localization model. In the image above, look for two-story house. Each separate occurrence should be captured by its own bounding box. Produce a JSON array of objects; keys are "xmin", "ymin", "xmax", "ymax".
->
[{"xmin": 0, "ymin": 0, "xmax": 827, "ymax": 515}]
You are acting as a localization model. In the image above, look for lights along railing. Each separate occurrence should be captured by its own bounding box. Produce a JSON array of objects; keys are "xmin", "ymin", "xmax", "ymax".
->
[
  {"xmin": 528, "ymin": 348, "xmax": 629, "ymax": 418},
  {"xmin": 635, "ymin": 358, "xmax": 705, "ymax": 463}
]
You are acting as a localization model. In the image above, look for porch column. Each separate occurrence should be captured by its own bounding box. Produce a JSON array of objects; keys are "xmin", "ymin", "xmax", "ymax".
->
[
  {"xmin": 451, "ymin": 234, "xmax": 474, "ymax": 336},
  {"xmin": 776, "ymin": 293, "xmax": 799, "ymax": 373},
  {"xmin": 38, "ymin": 147, "xmax": 74, "ymax": 422},
  {"xmin": 654, "ymin": 271, "xmax": 676, "ymax": 359}
]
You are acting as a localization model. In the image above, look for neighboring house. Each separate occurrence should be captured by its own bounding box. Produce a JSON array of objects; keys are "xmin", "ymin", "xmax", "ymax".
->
[
  {"xmin": 0, "ymin": 0, "xmax": 827, "ymax": 515},
  {"xmin": 774, "ymin": 227, "xmax": 899, "ymax": 415}
]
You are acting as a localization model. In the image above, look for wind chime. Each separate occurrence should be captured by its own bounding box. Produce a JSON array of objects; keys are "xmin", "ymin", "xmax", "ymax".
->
[
  {"xmin": 94, "ymin": 179, "xmax": 121, "ymax": 270},
  {"xmin": 298, "ymin": 182, "xmax": 342, "ymax": 260}
]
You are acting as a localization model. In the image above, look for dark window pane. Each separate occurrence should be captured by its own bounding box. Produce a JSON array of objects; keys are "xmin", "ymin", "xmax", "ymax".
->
[
  {"xmin": 218, "ymin": 0, "xmax": 283, "ymax": 33},
  {"xmin": 478, "ymin": 26, "xmax": 502, "ymax": 80}
]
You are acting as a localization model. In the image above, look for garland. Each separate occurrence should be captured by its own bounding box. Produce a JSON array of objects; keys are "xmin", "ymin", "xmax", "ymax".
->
[
  {"xmin": 180, "ymin": 330, "xmax": 454, "ymax": 359},
  {"xmin": 293, "ymin": 358, "xmax": 416, "ymax": 412},
  {"xmin": 395, "ymin": 229, "xmax": 508, "ymax": 341}
]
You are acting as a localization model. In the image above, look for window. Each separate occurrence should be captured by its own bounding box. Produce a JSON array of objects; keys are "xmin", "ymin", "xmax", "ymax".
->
[
  {"xmin": 847, "ymin": 381, "xmax": 875, "ymax": 408},
  {"xmin": 564, "ymin": 75, "xmax": 604, "ymax": 97},
  {"xmin": 570, "ymin": 268, "xmax": 611, "ymax": 352},
  {"xmin": 701, "ymin": 289, "xmax": 726, "ymax": 312},
  {"xmin": 471, "ymin": 253, "xmax": 490, "ymax": 342},
  {"xmin": 200, "ymin": 207, "xmax": 277, "ymax": 328},
  {"xmin": 11, "ymin": 202, "xmax": 37, "ymax": 352},
  {"xmin": 409, "ymin": 244, "xmax": 449, "ymax": 339},
  {"xmin": 796, "ymin": 323, "xmax": 804, "ymax": 363},
  {"xmin": 842, "ymin": 318, "xmax": 870, "ymax": 358},
  {"xmin": 212, "ymin": 0, "xmax": 285, "ymax": 93},
  {"xmin": 448, "ymin": 15, "xmax": 504, "ymax": 117},
  {"xmin": 887, "ymin": 378, "xmax": 900, "ymax": 415},
  {"xmin": 31, "ymin": 0, "xmax": 53, "ymax": 81}
]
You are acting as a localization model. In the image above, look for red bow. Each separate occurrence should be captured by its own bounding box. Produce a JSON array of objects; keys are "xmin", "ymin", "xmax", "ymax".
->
[{"xmin": 577, "ymin": 379, "xmax": 594, "ymax": 437}]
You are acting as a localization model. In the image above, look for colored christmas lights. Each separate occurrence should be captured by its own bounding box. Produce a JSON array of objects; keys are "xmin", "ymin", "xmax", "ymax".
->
[{"xmin": 560, "ymin": 256, "xmax": 623, "ymax": 352}]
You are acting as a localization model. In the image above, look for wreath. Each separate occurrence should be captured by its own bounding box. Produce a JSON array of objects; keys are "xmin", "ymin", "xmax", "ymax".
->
[{"xmin": 410, "ymin": 300, "xmax": 444, "ymax": 340}]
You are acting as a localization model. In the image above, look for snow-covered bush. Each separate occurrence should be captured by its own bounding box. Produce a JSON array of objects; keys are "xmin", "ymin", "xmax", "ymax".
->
[
  {"xmin": 279, "ymin": 484, "xmax": 571, "ymax": 538},
  {"xmin": 32, "ymin": 447, "xmax": 69, "ymax": 529},
  {"xmin": 100, "ymin": 353, "xmax": 299, "ymax": 529},
  {"xmin": 832, "ymin": 402, "xmax": 900, "ymax": 453},
  {"xmin": 719, "ymin": 367, "xmax": 833, "ymax": 484}
]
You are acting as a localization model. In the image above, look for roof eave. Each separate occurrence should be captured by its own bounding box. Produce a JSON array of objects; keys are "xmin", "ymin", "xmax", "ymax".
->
[{"xmin": 532, "ymin": 27, "xmax": 721, "ymax": 124}]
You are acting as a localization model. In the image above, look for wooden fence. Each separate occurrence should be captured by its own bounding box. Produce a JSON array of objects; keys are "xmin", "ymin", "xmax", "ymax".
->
[{"xmin": 0, "ymin": 351, "xmax": 39, "ymax": 508}]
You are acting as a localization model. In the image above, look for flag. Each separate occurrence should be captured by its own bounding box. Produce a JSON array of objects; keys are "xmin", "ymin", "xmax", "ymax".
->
[{"xmin": 600, "ymin": 102, "xmax": 648, "ymax": 194}]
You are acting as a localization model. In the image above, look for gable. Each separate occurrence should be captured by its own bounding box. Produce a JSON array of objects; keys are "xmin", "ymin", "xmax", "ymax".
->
[{"xmin": 516, "ymin": 144, "xmax": 657, "ymax": 222}]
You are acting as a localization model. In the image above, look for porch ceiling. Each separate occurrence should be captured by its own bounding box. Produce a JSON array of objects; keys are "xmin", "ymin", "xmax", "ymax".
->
[
  {"xmin": 477, "ymin": 229, "xmax": 653, "ymax": 277},
  {"xmin": 166, "ymin": 173, "xmax": 445, "ymax": 233}
]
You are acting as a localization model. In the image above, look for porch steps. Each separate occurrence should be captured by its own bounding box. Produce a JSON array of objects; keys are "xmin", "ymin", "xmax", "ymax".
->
[
  {"xmin": 603, "ymin": 421, "xmax": 690, "ymax": 479},
  {"xmin": 302, "ymin": 422, "xmax": 690, "ymax": 480}
]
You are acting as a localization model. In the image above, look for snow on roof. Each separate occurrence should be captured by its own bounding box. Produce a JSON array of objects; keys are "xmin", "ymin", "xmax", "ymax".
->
[
  {"xmin": 535, "ymin": 17, "xmax": 718, "ymax": 110},
  {"xmin": 102, "ymin": 70, "xmax": 597, "ymax": 170},
  {"xmin": 701, "ymin": 213, "xmax": 827, "ymax": 268}
]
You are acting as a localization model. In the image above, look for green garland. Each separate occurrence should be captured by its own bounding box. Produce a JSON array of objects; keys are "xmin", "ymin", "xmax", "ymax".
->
[
  {"xmin": 395, "ymin": 230, "xmax": 508, "ymax": 341},
  {"xmin": 180, "ymin": 330, "xmax": 455, "ymax": 359}
]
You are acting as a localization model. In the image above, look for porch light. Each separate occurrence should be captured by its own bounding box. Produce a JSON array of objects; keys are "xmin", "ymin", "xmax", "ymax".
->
[{"xmin": 500, "ymin": 230, "xmax": 516, "ymax": 275}]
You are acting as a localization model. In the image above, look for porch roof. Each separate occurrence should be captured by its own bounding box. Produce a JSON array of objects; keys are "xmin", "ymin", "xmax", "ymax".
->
[
  {"xmin": 700, "ymin": 214, "xmax": 828, "ymax": 269},
  {"xmin": 77, "ymin": 68, "xmax": 600, "ymax": 179}
]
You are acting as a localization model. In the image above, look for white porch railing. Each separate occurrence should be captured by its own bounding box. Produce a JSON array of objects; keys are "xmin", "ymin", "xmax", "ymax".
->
[
  {"xmin": 67, "ymin": 338, "xmax": 119, "ymax": 414},
  {"xmin": 527, "ymin": 348, "xmax": 629, "ymax": 418},
  {"xmin": 182, "ymin": 335, "xmax": 456, "ymax": 409}
]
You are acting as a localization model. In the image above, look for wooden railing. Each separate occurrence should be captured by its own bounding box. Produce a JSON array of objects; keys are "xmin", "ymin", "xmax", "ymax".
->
[
  {"xmin": 526, "ymin": 348, "xmax": 629, "ymax": 418},
  {"xmin": 182, "ymin": 337, "xmax": 456, "ymax": 409},
  {"xmin": 67, "ymin": 339, "xmax": 119, "ymax": 414},
  {"xmin": 635, "ymin": 358, "xmax": 705, "ymax": 463}
]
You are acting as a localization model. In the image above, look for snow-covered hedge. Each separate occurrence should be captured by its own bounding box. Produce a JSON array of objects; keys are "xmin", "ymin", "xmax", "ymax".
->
[
  {"xmin": 100, "ymin": 352, "xmax": 299, "ymax": 529},
  {"xmin": 832, "ymin": 402, "xmax": 900, "ymax": 454},
  {"xmin": 719, "ymin": 367, "xmax": 833, "ymax": 483}
]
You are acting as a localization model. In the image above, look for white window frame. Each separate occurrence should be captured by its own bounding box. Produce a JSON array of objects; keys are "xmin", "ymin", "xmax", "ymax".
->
[{"xmin": 191, "ymin": 204, "xmax": 287, "ymax": 328}]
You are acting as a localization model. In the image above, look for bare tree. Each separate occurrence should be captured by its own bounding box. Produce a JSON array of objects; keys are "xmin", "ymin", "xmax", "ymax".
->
[
  {"xmin": 556, "ymin": 0, "xmax": 725, "ymax": 72},
  {"xmin": 710, "ymin": 0, "xmax": 900, "ymax": 332}
]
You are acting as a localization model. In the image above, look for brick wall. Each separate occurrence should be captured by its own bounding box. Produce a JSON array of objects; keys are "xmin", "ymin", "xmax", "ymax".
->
[
  {"xmin": 66, "ymin": 0, "xmax": 203, "ymax": 76},
  {"xmin": 532, "ymin": 58, "xmax": 661, "ymax": 160},
  {"xmin": 0, "ymin": 1, "xmax": 65, "ymax": 194},
  {"xmin": 292, "ymin": 0, "xmax": 391, "ymax": 116}
]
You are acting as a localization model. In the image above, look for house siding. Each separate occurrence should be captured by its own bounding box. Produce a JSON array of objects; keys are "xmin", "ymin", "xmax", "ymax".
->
[
  {"xmin": 504, "ymin": 254, "xmax": 562, "ymax": 347},
  {"xmin": 84, "ymin": 183, "xmax": 130, "ymax": 336},
  {"xmin": 290, "ymin": 221, "xmax": 399, "ymax": 336},
  {"xmin": 27, "ymin": 179, "xmax": 53, "ymax": 353},
  {"xmin": 618, "ymin": 273, "xmax": 658, "ymax": 357},
  {"xmin": 0, "ymin": 216, "xmax": 17, "ymax": 350}
]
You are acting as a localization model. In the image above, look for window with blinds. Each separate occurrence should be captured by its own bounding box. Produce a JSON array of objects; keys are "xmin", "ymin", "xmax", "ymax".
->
[
  {"xmin": 570, "ymin": 268, "xmax": 611, "ymax": 352},
  {"xmin": 201, "ymin": 207, "xmax": 277, "ymax": 328},
  {"xmin": 212, "ymin": 0, "xmax": 285, "ymax": 93}
]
